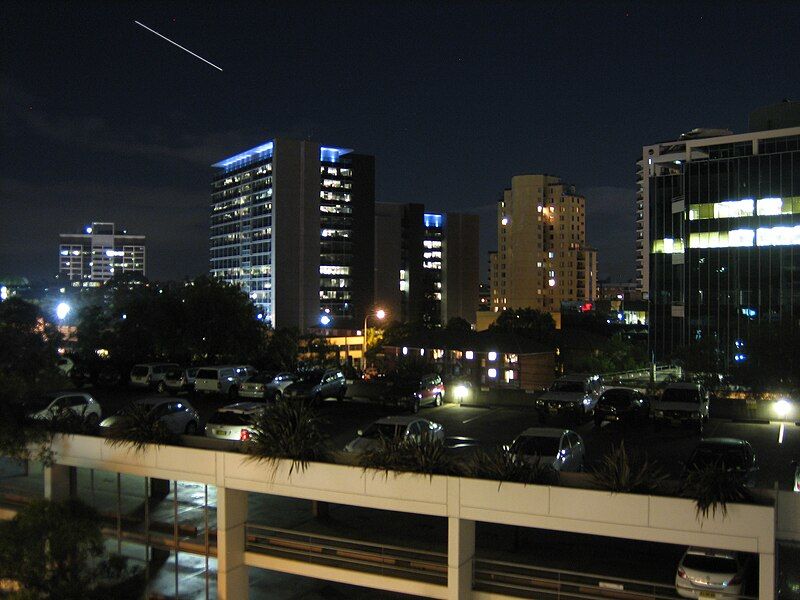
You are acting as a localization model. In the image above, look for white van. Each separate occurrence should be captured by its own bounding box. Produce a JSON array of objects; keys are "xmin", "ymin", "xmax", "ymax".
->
[
  {"xmin": 130, "ymin": 363, "xmax": 180, "ymax": 392},
  {"xmin": 194, "ymin": 365, "xmax": 257, "ymax": 398}
]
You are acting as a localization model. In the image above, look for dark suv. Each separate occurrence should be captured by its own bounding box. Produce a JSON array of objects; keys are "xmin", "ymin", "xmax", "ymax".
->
[
  {"xmin": 594, "ymin": 387, "xmax": 650, "ymax": 428},
  {"xmin": 384, "ymin": 374, "xmax": 445, "ymax": 413},
  {"xmin": 283, "ymin": 369, "xmax": 347, "ymax": 403}
]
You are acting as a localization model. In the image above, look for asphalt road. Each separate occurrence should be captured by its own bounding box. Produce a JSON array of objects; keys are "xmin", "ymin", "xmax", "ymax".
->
[{"xmin": 86, "ymin": 385, "xmax": 800, "ymax": 490}]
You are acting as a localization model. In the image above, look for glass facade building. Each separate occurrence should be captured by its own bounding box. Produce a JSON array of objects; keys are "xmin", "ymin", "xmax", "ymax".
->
[{"xmin": 647, "ymin": 128, "xmax": 800, "ymax": 365}]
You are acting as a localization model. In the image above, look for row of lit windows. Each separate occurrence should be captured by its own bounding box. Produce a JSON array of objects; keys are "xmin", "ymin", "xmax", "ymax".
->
[
  {"xmin": 688, "ymin": 197, "xmax": 800, "ymax": 220},
  {"xmin": 653, "ymin": 225, "xmax": 800, "ymax": 252}
]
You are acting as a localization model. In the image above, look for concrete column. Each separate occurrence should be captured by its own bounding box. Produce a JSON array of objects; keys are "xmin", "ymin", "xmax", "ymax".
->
[
  {"xmin": 759, "ymin": 552, "xmax": 775, "ymax": 600},
  {"xmin": 43, "ymin": 464, "xmax": 75, "ymax": 501},
  {"xmin": 447, "ymin": 517, "xmax": 475, "ymax": 600},
  {"xmin": 216, "ymin": 487, "xmax": 248, "ymax": 600}
]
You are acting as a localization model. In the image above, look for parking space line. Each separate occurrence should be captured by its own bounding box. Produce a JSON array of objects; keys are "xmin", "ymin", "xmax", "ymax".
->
[{"xmin": 462, "ymin": 409, "xmax": 495, "ymax": 424}]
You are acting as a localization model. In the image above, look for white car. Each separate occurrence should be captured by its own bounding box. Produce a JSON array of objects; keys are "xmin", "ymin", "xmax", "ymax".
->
[
  {"xmin": 508, "ymin": 428, "xmax": 585, "ymax": 472},
  {"xmin": 239, "ymin": 372, "xmax": 296, "ymax": 401},
  {"xmin": 130, "ymin": 363, "xmax": 180, "ymax": 392},
  {"xmin": 194, "ymin": 365, "xmax": 257, "ymax": 398},
  {"xmin": 536, "ymin": 374, "xmax": 601, "ymax": 424},
  {"xmin": 26, "ymin": 391, "xmax": 102, "ymax": 426},
  {"xmin": 653, "ymin": 382, "xmax": 710, "ymax": 433},
  {"xmin": 205, "ymin": 402, "xmax": 265, "ymax": 442},
  {"xmin": 344, "ymin": 415, "xmax": 444, "ymax": 454},
  {"xmin": 676, "ymin": 547, "xmax": 747, "ymax": 598},
  {"xmin": 100, "ymin": 398, "xmax": 200, "ymax": 435}
]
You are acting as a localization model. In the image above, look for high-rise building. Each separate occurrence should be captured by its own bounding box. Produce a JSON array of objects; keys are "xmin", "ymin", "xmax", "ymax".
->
[
  {"xmin": 59, "ymin": 222, "xmax": 145, "ymax": 286},
  {"xmin": 491, "ymin": 174, "xmax": 597, "ymax": 314},
  {"xmin": 210, "ymin": 138, "xmax": 374, "ymax": 330},
  {"xmin": 374, "ymin": 204, "xmax": 479, "ymax": 326},
  {"xmin": 644, "ymin": 116, "xmax": 800, "ymax": 364}
]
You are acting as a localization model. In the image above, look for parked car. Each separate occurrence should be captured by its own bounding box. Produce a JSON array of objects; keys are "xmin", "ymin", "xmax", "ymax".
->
[
  {"xmin": 204, "ymin": 402, "xmax": 265, "ymax": 442},
  {"xmin": 129, "ymin": 363, "xmax": 180, "ymax": 392},
  {"xmin": 684, "ymin": 438, "xmax": 758, "ymax": 487},
  {"xmin": 239, "ymin": 372, "xmax": 297, "ymax": 401},
  {"xmin": 536, "ymin": 374, "xmax": 602, "ymax": 424},
  {"xmin": 164, "ymin": 367, "xmax": 199, "ymax": 396},
  {"xmin": 675, "ymin": 547, "xmax": 748, "ymax": 598},
  {"xmin": 100, "ymin": 398, "xmax": 200, "ymax": 435},
  {"xmin": 508, "ymin": 428, "xmax": 585, "ymax": 472},
  {"xmin": 194, "ymin": 365, "xmax": 257, "ymax": 399},
  {"xmin": 344, "ymin": 415, "xmax": 444, "ymax": 454},
  {"xmin": 594, "ymin": 387, "xmax": 650, "ymax": 428},
  {"xmin": 381, "ymin": 374, "xmax": 445, "ymax": 413},
  {"xmin": 25, "ymin": 391, "xmax": 102, "ymax": 426},
  {"xmin": 653, "ymin": 382, "xmax": 709, "ymax": 433},
  {"xmin": 283, "ymin": 369, "xmax": 346, "ymax": 403}
]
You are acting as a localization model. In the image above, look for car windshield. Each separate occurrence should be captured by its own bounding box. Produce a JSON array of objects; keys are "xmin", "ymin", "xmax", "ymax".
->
[
  {"xmin": 600, "ymin": 389, "xmax": 632, "ymax": 404},
  {"xmin": 196, "ymin": 369, "xmax": 218, "ymax": 379},
  {"xmin": 247, "ymin": 373, "xmax": 275, "ymax": 384},
  {"xmin": 511, "ymin": 436, "xmax": 560, "ymax": 456},
  {"xmin": 131, "ymin": 366, "xmax": 149, "ymax": 377},
  {"xmin": 682, "ymin": 554, "xmax": 738, "ymax": 574},
  {"xmin": 208, "ymin": 411, "xmax": 256, "ymax": 426},
  {"xmin": 297, "ymin": 372, "xmax": 323, "ymax": 384},
  {"xmin": 361, "ymin": 423, "xmax": 403, "ymax": 439},
  {"xmin": 551, "ymin": 381, "xmax": 584, "ymax": 393},
  {"xmin": 689, "ymin": 447, "xmax": 747, "ymax": 470},
  {"xmin": 662, "ymin": 388, "xmax": 701, "ymax": 403}
]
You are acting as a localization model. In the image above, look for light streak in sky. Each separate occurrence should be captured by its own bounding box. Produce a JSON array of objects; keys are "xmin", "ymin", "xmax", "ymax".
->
[{"xmin": 134, "ymin": 21, "xmax": 223, "ymax": 72}]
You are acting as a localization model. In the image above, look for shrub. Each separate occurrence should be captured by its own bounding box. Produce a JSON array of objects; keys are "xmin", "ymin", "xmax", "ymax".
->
[
  {"xmin": 468, "ymin": 445, "xmax": 558, "ymax": 487},
  {"xmin": 246, "ymin": 399, "xmax": 326, "ymax": 475},
  {"xmin": 681, "ymin": 464, "xmax": 752, "ymax": 519},
  {"xmin": 105, "ymin": 403, "xmax": 175, "ymax": 453},
  {"xmin": 359, "ymin": 435, "xmax": 458, "ymax": 477},
  {"xmin": 591, "ymin": 441, "xmax": 667, "ymax": 494}
]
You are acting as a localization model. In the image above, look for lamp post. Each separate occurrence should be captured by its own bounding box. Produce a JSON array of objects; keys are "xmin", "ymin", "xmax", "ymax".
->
[{"xmin": 362, "ymin": 308, "xmax": 386, "ymax": 371}]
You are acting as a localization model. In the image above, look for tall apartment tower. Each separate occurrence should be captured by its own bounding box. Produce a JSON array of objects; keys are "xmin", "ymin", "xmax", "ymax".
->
[
  {"xmin": 374, "ymin": 204, "xmax": 479, "ymax": 326},
  {"xmin": 210, "ymin": 138, "xmax": 374, "ymax": 330},
  {"xmin": 644, "ymin": 116, "xmax": 800, "ymax": 365},
  {"xmin": 491, "ymin": 174, "xmax": 597, "ymax": 314},
  {"xmin": 59, "ymin": 222, "xmax": 145, "ymax": 286}
]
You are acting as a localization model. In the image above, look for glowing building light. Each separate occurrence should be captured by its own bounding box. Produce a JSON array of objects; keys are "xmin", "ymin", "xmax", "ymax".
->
[
  {"xmin": 488, "ymin": 351, "xmax": 498, "ymax": 361},
  {"xmin": 757, "ymin": 197, "xmax": 783, "ymax": 216},
  {"xmin": 501, "ymin": 216, "xmax": 509, "ymax": 226},
  {"xmin": 487, "ymin": 368, "xmax": 497, "ymax": 378},
  {"xmin": 56, "ymin": 302, "xmax": 71, "ymax": 320},
  {"xmin": 465, "ymin": 350, "xmax": 474, "ymax": 360}
]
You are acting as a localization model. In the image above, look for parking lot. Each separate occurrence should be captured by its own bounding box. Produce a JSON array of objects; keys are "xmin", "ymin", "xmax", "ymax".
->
[{"xmin": 85, "ymin": 383, "xmax": 800, "ymax": 490}]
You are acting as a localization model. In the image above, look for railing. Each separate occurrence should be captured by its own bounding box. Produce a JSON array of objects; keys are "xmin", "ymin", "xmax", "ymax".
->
[
  {"xmin": 473, "ymin": 557, "xmax": 757, "ymax": 600},
  {"xmin": 245, "ymin": 524, "xmax": 447, "ymax": 585}
]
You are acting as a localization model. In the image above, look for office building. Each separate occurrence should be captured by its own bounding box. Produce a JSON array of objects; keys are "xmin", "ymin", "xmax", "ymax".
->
[
  {"xmin": 374, "ymin": 204, "xmax": 479, "ymax": 326},
  {"xmin": 644, "ymin": 113, "xmax": 800, "ymax": 364},
  {"xmin": 59, "ymin": 222, "xmax": 145, "ymax": 286},
  {"xmin": 210, "ymin": 138, "xmax": 374, "ymax": 330},
  {"xmin": 490, "ymin": 174, "xmax": 597, "ymax": 315}
]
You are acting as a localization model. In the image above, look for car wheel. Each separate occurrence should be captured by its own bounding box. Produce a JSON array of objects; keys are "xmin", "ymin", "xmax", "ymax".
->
[
  {"xmin": 434, "ymin": 393, "xmax": 442, "ymax": 407},
  {"xmin": 184, "ymin": 421, "xmax": 197, "ymax": 435},
  {"xmin": 156, "ymin": 381, "xmax": 166, "ymax": 394}
]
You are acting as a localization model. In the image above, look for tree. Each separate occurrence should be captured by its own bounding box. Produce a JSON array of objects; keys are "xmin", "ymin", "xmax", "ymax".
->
[
  {"xmin": 0, "ymin": 498, "xmax": 145, "ymax": 599},
  {"xmin": 445, "ymin": 317, "xmax": 472, "ymax": 334},
  {"xmin": 0, "ymin": 298, "xmax": 63, "ymax": 385},
  {"xmin": 490, "ymin": 308, "xmax": 556, "ymax": 343}
]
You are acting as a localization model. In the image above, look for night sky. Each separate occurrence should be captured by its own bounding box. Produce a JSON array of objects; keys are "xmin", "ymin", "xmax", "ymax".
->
[{"xmin": 2, "ymin": 1, "xmax": 799, "ymax": 284}]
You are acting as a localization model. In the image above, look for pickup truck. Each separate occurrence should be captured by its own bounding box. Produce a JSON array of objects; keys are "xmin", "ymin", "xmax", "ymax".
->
[{"xmin": 652, "ymin": 382, "xmax": 709, "ymax": 434}]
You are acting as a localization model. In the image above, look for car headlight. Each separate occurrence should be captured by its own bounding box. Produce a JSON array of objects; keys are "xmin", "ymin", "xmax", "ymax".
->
[
  {"xmin": 536, "ymin": 400, "xmax": 544, "ymax": 406},
  {"xmin": 582, "ymin": 397, "xmax": 592, "ymax": 406}
]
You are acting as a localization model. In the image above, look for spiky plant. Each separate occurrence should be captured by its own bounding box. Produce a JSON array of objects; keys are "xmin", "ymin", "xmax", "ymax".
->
[
  {"xmin": 591, "ymin": 441, "xmax": 667, "ymax": 494},
  {"xmin": 681, "ymin": 463, "xmax": 752, "ymax": 520},
  {"xmin": 105, "ymin": 403, "xmax": 175, "ymax": 453},
  {"xmin": 246, "ymin": 399, "xmax": 327, "ymax": 475},
  {"xmin": 360, "ymin": 435, "xmax": 458, "ymax": 478},
  {"xmin": 468, "ymin": 445, "xmax": 558, "ymax": 487},
  {"xmin": 43, "ymin": 411, "xmax": 99, "ymax": 436}
]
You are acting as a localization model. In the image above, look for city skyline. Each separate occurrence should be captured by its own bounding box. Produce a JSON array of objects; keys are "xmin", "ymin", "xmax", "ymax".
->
[{"xmin": 3, "ymin": 3, "xmax": 799, "ymax": 283}]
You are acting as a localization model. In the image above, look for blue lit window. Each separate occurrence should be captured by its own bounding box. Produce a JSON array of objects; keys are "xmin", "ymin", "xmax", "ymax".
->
[{"xmin": 424, "ymin": 213, "xmax": 443, "ymax": 228}]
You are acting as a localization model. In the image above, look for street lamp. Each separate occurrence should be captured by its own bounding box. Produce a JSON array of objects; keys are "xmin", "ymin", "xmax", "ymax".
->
[{"xmin": 362, "ymin": 308, "xmax": 386, "ymax": 370}]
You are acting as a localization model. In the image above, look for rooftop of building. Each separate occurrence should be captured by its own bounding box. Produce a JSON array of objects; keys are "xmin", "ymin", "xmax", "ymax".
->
[{"xmin": 211, "ymin": 138, "xmax": 353, "ymax": 171}]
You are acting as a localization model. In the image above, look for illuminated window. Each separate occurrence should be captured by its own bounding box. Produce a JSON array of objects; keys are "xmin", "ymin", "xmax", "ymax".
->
[
  {"xmin": 757, "ymin": 197, "xmax": 783, "ymax": 216},
  {"xmin": 487, "ymin": 368, "xmax": 497, "ymax": 379},
  {"xmin": 488, "ymin": 351, "xmax": 497, "ymax": 361},
  {"xmin": 465, "ymin": 351, "xmax": 474, "ymax": 360},
  {"xmin": 756, "ymin": 225, "xmax": 800, "ymax": 247},
  {"xmin": 651, "ymin": 238, "xmax": 685, "ymax": 253},
  {"xmin": 689, "ymin": 229, "xmax": 754, "ymax": 248},
  {"xmin": 548, "ymin": 278, "xmax": 556, "ymax": 287}
]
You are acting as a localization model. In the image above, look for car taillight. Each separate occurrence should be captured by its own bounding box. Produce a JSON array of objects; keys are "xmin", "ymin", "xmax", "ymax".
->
[
  {"xmin": 677, "ymin": 567, "xmax": 687, "ymax": 579},
  {"xmin": 240, "ymin": 429, "xmax": 250, "ymax": 442}
]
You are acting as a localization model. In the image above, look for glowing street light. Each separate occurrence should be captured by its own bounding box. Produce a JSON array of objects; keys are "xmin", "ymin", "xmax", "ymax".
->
[
  {"xmin": 362, "ymin": 308, "xmax": 387, "ymax": 370},
  {"xmin": 774, "ymin": 398, "xmax": 791, "ymax": 419},
  {"xmin": 320, "ymin": 314, "xmax": 332, "ymax": 326},
  {"xmin": 56, "ymin": 302, "xmax": 71, "ymax": 320}
]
